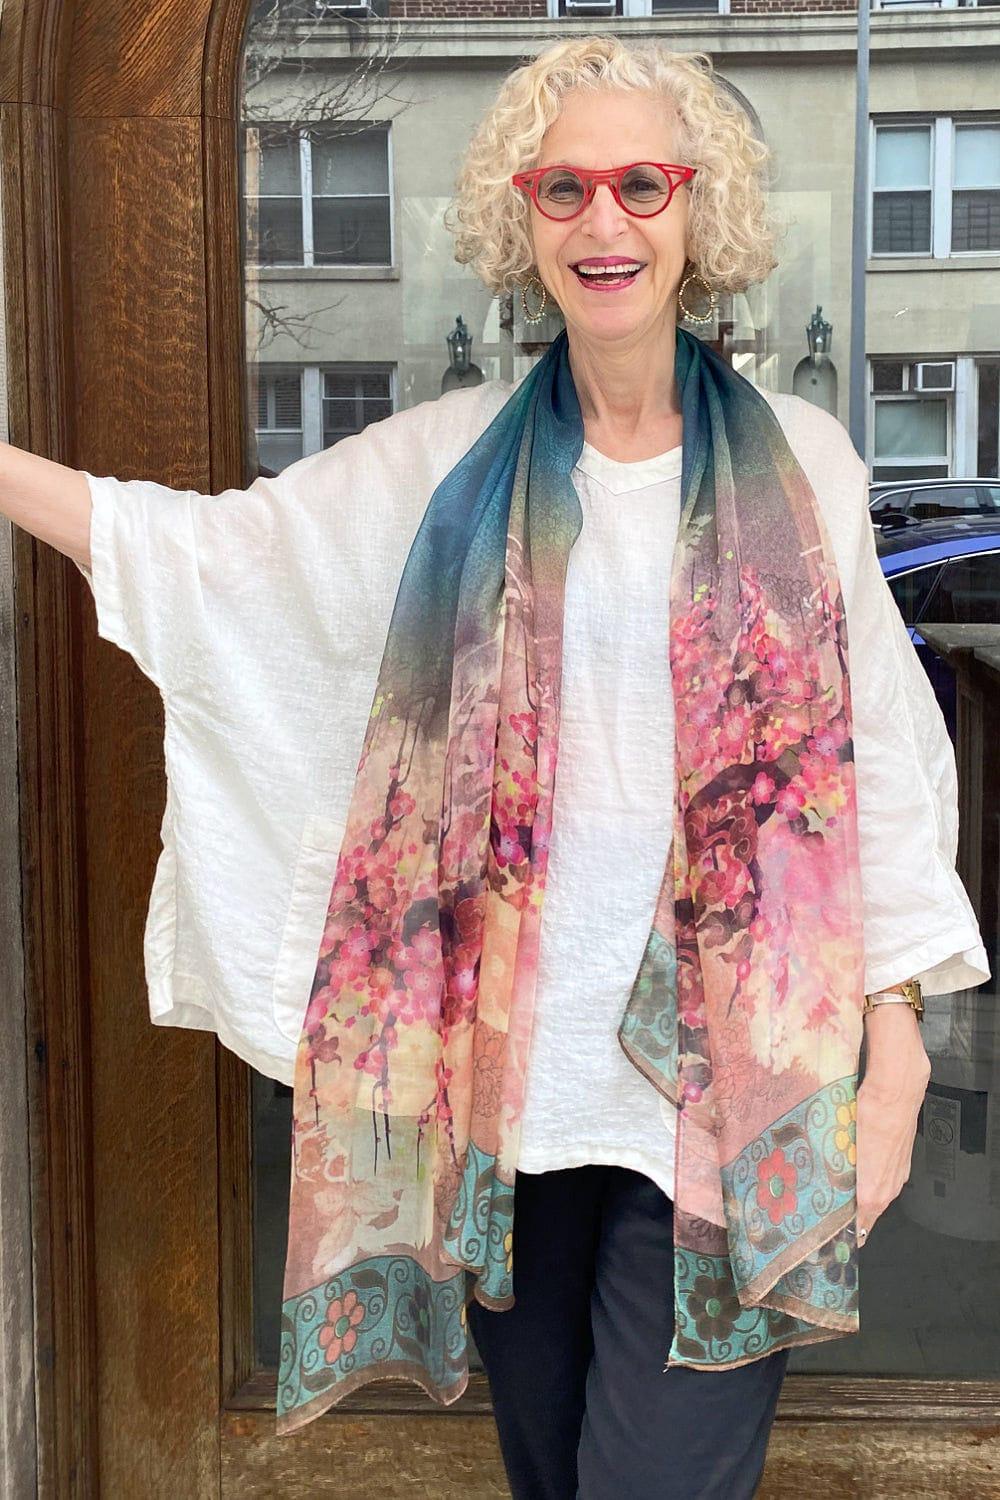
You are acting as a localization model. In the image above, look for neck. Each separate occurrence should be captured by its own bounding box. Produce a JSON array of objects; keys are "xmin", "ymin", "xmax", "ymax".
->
[{"xmin": 566, "ymin": 318, "xmax": 683, "ymax": 462}]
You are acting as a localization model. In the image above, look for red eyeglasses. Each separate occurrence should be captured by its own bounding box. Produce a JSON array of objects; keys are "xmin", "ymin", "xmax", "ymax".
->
[{"xmin": 511, "ymin": 161, "xmax": 696, "ymax": 221}]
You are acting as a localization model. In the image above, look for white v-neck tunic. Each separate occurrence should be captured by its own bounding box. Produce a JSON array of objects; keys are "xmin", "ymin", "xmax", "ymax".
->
[{"xmin": 518, "ymin": 439, "xmax": 684, "ymax": 1198}]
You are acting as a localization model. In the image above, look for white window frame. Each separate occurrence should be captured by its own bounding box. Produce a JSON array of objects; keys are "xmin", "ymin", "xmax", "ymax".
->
[{"xmin": 870, "ymin": 116, "xmax": 1000, "ymax": 260}]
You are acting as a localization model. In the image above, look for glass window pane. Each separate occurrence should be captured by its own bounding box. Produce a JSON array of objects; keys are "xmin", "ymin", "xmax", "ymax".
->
[
  {"xmin": 873, "ymin": 464, "xmax": 951, "ymax": 484},
  {"xmin": 313, "ymin": 196, "xmax": 391, "ymax": 265},
  {"xmin": 886, "ymin": 564, "xmax": 942, "ymax": 624},
  {"xmin": 908, "ymin": 485, "xmax": 989, "ymax": 520},
  {"xmin": 257, "ymin": 198, "xmax": 302, "ymax": 264},
  {"xmin": 872, "ymin": 191, "xmax": 932, "ymax": 255},
  {"xmin": 875, "ymin": 126, "xmax": 932, "ymax": 189},
  {"xmin": 259, "ymin": 128, "xmax": 302, "ymax": 195},
  {"xmin": 875, "ymin": 399, "xmax": 949, "ymax": 462},
  {"xmin": 924, "ymin": 551, "xmax": 1000, "ymax": 624},
  {"xmin": 954, "ymin": 126, "xmax": 1000, "ymax": 189},
  {"xmin": 256, "ymin": 429, "xmax": 303, "ymax": 476},
  {"xmin": 952, "ymin": 190, "xmax": 1000, "ymax": 253},
  {"xmin": 312, "ymin": 127, "xmax": 389, "ymax": 195},
  {"xmin": 870, "ymin": 489, "xmax": 911, "ymax": 518},
  {"xmin": 872, "ymin": 361, "xmax": 906, "ymax": 393},
  {"xmin": 322, "ymin": 367, "xmax": 392, "ymax": 443}
]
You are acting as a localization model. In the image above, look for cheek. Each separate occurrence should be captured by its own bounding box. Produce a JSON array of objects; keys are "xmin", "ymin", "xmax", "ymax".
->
[{"xmin": 533, "ymin": 226, "xmax": 572, "ymax": 275}]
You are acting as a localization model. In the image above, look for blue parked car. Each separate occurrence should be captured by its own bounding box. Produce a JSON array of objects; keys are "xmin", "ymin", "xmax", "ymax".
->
[{"xmin": 875, "ymin": 515, "xmax": 1000, "ymax": 744}]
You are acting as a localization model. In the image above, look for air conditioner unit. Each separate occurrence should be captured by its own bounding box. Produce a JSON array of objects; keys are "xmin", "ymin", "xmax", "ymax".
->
[
  {"xmin": 314, "ymin": 0, "xmax": 384, "ymax": 16},
  {"xmin": 914, "ymin": 360, "xmax": 956, "ymax": 392},
  {"xmin": 564, "ymin": 0, "xmax": 619, "ymax": 14}
]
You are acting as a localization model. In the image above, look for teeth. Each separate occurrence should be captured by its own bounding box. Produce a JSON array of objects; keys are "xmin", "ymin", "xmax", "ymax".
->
[{"xmin": 575, "ymin": 262, "xmax": 641, "ymax": 276}]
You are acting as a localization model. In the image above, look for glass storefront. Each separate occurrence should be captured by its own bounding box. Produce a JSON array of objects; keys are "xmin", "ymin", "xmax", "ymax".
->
[{"xmin": 240, "ymin": 0, "xmax": 1000, "ymax": 1386}]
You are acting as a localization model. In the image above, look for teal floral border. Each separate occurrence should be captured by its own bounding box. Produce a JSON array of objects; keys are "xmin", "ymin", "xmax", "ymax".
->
[
  {"xmin": 278, "ymin": 1139, "xmax": 513, "ymax": 1421},
  {"xmin": 670, "ymin": 1075, "xmax": 860, "ymax": 1366}
]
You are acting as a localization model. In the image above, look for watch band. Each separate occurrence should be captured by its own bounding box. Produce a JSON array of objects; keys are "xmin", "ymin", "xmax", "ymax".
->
[{"xmin": 862, "ymin": 979, "xmax": 924, "ymax": 1021}]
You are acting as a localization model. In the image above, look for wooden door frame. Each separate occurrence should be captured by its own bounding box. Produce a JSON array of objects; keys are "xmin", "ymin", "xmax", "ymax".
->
[{"xmin": 3, "ymin": 0, "xmax": 999, "ymax": 1492}]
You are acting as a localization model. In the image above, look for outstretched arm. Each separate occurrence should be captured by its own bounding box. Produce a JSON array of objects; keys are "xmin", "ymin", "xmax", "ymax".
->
[{"xmin": 0, "ymin": 441, "xmax": 92, "ymax": 570}]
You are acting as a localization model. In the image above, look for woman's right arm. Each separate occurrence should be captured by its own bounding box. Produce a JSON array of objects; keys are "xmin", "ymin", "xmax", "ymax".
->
[{"xmin": 0, "ymin": 440, "xmax": 92, "ymax": 570}]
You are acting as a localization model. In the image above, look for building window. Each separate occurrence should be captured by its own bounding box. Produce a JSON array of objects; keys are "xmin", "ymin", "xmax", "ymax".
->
[
  {"xmin": 871, "ymin": 118, "xmax": 1000, "ymax": 257},
  {"xmin": 546, "ymin": 0, "xmax": 725, "ymax": 16},
  {"xmin": 253, "ymin": 365, "xmax": 394, "ymax": 470},
  {"xmin": 870, "ymin": 358, "xmax": 951, "ymax": 483},
  {"xmin": 873, "ymin": 0, "xmax": 1000, "ymax": 9},
  {"xmin": 952, "ymin": 124, "xmax": 1000, "ymax": 253},
  {"xmin": 323, "ymin": 367, "xmax": 393, "ymax": 446},
  {"xmin": 872, "ymin": 124, "xmax": 933, "ymax": 254},
  {"xmin": 248, "ymin": 121, "xmax": 392, "ymax": 268},
  {"xmin": 255, "ymin": 367, "xmax": 303, "ymax": 474}
]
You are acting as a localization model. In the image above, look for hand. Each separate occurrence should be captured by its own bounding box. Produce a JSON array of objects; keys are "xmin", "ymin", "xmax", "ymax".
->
[{"xmin": 856, "ymin": 1004, "xmax": 931, "ymax": 1246}]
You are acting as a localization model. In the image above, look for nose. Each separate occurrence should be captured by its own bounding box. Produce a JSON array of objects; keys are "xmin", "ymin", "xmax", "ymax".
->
[{"xmin": 578, "ymin": 180, "xmax": 630, "ymax": 237}]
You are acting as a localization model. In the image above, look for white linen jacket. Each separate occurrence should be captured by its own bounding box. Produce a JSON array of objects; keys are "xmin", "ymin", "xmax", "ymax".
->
[{"xmin": 74, "ymin": 376, "xmax": 991, "ymax": 1085}]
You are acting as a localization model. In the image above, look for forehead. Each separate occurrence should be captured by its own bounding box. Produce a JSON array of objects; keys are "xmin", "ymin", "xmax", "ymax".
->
[{"xmin": 538, "ymin": 87, "xmax": 675, "ymax": 165}]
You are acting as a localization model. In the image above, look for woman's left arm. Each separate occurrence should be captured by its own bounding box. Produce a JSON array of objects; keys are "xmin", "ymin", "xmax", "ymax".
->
[
  {"xmin": 856, "ymin": 984, "xmax": 931, "ymax": 1239},
  {"xmin": 837, "ymin": 442, "xmax": 992, "ymax": 1238}
]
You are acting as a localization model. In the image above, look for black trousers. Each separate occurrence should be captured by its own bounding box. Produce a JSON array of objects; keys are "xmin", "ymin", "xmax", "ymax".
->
[{"xmin": 466, "ymin": 1164, "xmax": 790, "ymax": 1500}]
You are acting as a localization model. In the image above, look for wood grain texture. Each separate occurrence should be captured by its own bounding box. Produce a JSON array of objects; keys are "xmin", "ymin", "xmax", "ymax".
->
[
  {"xmin": 65, "ymin": 3, "xmax": 230, "ymax": 1496},
  {"xmin": 221, "ymin": 1408, "xmax": 514, "ymax": 1499},
  {"xmin": 68, "ymin": 0, "xmax": 209, "ymax": 119},
  {"xmin": 759, "ymin": 1424, "xmax": 1000, "ymax": 1498},
  {"xmin": 1, "ymin": 4, "xmax": 103, "ymax": 1489},
  {"xmin": 219, "ymin": 1408, "xmax": 1000, "ymax": 1499}
]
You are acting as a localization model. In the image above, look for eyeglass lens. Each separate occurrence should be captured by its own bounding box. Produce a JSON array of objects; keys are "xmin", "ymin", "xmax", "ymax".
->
[{"xmin": 535, "ymin": 164, "xmax": 674, "ymax": 218}]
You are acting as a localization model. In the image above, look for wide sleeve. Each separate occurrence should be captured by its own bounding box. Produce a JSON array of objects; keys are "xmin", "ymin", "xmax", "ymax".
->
[
  {"xmin": 844, "ymin": 452, "xmax": 991, "ymax": 997},
  {"xmin": 71, "ymin": 382, "xmax": 503, "ymax": 699},
  {"xmin": 72, "ymin": 444, "xmax": 337, "ymax": 698}
]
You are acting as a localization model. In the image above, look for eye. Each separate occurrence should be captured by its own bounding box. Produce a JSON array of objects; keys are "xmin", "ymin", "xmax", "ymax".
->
[{"xmin": 537, "ymin": 169, "xmax": 584, "ymax": 201}]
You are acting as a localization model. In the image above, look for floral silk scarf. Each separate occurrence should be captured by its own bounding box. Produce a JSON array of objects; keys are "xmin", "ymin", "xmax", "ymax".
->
[{"xmin": 277, "ymin": 326, "xmax": 865, "ymax": 1435}]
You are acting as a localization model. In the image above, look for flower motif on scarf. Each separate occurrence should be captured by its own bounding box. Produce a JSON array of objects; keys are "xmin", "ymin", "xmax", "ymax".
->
[
  {"xmin": 756, "ymin": 1147, "xmax": 799, "ymax": 1225},
  {"xmin": 834, "ymin": 1097, "xmax": 858, "ymax": 1167},
  {"xmin": 318, "ymin": 1289, "xmax": 365, "ymax": 1365},
  {"xmin": 687, "ymin": 1272, "xmax": 743, "ymax": 1344},
  {"xmin": 817, "ymin": 1228, "xmax": 858, "ymax": 1294}
]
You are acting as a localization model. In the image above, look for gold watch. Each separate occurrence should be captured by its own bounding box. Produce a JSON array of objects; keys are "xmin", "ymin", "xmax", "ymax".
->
[{"xmin": 862, "ymin": 978, "xmax": 924, "ymax": 1022}]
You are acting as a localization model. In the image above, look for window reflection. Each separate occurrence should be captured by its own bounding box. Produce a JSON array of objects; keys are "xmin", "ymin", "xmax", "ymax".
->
[
  {"xmin": 239, "ymin": 0, "xmax": 999, "ymax": 1386},
  {"xmin": 928, "ymin": 551, "xmax": 1000, "ymax": 625}
]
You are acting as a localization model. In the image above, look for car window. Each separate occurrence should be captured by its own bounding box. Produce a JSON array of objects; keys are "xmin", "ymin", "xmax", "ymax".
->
[
  {"xmin": 921, "ymin": 550, "xmax": 1000, "ymax": 625},
  {"xmin": 981, "ymin": 485, "xmax": 1000, "ymax": 510},
  {"xmin": 908, "ymin": 485, "xmax": 986, "ymax": 521},
  {"xmin": 886, "ymin": 563, "xmax": 942, "ymax": 626},
  {"xmin": 870, "ymin": 490, "xmax": 910, "ymax": 518}
]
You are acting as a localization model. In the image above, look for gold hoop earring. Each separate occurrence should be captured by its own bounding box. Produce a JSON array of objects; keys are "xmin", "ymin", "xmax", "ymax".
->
[
  {"xmin": 677, "ymin": 267, "xmax": 718, "ymax": 325},
  {"xmin": 520, "ymin": 272, "xmax": 548, "ymax": 324}
]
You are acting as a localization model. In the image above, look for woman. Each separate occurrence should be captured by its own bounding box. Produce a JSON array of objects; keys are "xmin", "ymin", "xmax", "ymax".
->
[{"xmin": 2, "ymin": 33, "xmax": 989, "ymax": 1500}]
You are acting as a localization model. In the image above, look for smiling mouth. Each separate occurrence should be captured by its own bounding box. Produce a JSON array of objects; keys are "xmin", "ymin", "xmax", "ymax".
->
[{"xmin": 570, "ymin": 260, "xmax": 646, "ymax": 288}]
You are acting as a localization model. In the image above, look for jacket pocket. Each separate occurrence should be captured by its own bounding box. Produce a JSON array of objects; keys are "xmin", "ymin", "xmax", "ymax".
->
[{"xmin": 272, "ymin": 812, "xmax": 348, "ymax": 1047}]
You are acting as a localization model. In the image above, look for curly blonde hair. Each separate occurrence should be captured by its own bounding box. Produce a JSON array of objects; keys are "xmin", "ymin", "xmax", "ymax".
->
[{"xmin": 444, "ymin": 34, "xmax": 783, "ymax": 300}]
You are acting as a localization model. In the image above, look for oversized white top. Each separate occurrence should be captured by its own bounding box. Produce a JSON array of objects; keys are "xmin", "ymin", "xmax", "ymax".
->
[
  {"xmin": 74, "ymin": 376, "xmax": 991, "ymax": 1157},
  {"xmin": 518, "ymin": 438, "xmax": 684, "ymax": 1197}
]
